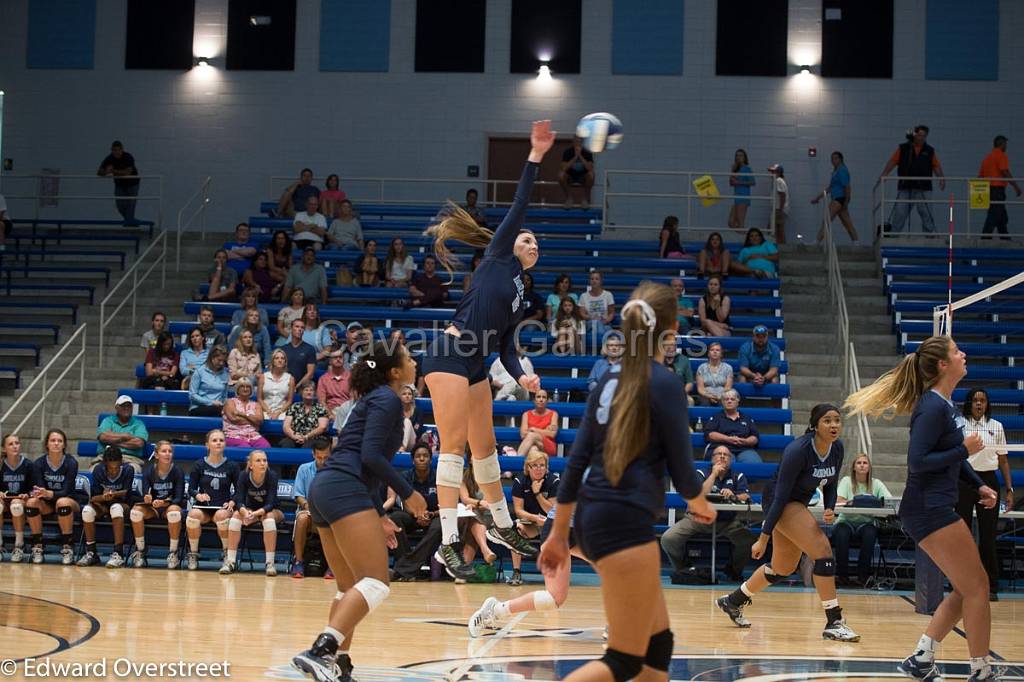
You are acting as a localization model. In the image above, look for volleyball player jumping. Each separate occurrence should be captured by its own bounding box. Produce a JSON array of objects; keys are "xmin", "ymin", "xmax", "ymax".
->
[{"xmin": 424, "ymin": 120, "xmax": 555, "ymax": 581}]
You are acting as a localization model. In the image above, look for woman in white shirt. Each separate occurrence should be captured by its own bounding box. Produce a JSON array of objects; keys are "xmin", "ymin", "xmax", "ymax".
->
[
  {"xmin": 384, "ymin": 237, "xmax": 416, "ymax": 288},
  {"xmin": 257, "ymin": 349, "xmax": 295, "ymax": 420},
  {"xmin": 958, "ymin": 388, "xmax": 1013, "ymax": 600},
  {"xmin": 833, "ymin": 453, "xmax": 892, "ymax": 587}
]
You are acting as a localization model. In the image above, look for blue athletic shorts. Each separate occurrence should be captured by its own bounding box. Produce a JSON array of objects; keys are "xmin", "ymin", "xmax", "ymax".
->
[
  {"xmin": 421, "ymin": 333, "xmax": 487, "ymax": 385},
  {"xmin": 307, "ymin": 469, "xmax": 376, "ymax": 528},
  {"xmin": 899, "ymin": 505, "xmax": 961, "ymax": 544},
  {"xmin": 574, "ymin": 498, "xmax": 656, "ymax": 562},
  {"xmin": 540, "ymin": 517, "xmax": 577, "ymax": 550}
]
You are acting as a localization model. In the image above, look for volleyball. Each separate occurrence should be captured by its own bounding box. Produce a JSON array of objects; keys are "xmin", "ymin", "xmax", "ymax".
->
[{"xmin": 575, "ymin": 112, "xmax": 623, "ymax": 153}]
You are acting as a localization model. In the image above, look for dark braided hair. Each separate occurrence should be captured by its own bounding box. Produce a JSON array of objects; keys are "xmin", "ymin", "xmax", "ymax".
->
[{"xmin": 350, "ymin": 340, "xmax": 408, "ymax": 396}]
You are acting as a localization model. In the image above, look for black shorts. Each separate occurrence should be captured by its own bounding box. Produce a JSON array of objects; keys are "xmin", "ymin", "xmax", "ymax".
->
[
  {"xmin": 899, "ymin": 505, "xmax": 961, "ymax": 544},
  {"xmin": 307, "ymin": 469, "xmax": 376, "ymax": 528},
  {"xmin": 574, "ymin": 498, "xmax": 656, "ymax": 563},
  {"xmin": 833, "ymin": 195, "xmax": 850, "ymax": 208},
  {"xmin": 421, "ymin": 333, "xmax": 487, "ymax": 385},
  {"xmin": 540, "ymin": 517, "xmax": 577, "ymax": 549}
]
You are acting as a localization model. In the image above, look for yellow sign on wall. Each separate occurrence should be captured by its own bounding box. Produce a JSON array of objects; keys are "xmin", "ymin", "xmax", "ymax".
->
[
  {"xmin": 693, "ymin": 175, "xmax": 721, "ymax": 207},
  {"xmin": 969, "ymin": 180, "xmax": 990, "ymax": 210}
]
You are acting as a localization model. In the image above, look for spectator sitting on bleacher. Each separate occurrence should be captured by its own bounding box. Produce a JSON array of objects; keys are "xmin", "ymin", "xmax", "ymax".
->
[
  {"xmin": 659, "ymin": 215, "xmax": 686, "ymax": 259},
  {"xmin": 223, "ymin": 379, "xmax": 270, "ymax": 448},
  {"xmin": 737, "ymin": 325, "xmax": 781, "ymax": 386},
  {"xmin": 26, "ymin": 429, "xmax": 79, "ymax": 565},
  {"xmin": 222, "ymin": 222, "xmax": 258, "ymax": 277},
  {"xmin": 587, "ymin": 332, "xmax": 623, "ymax": 392},
  {"xmin": 282, "ymin": 319, "xmax": 317, "ymax": 389},
  {"xmin": 354, "ymin": 239, "xmax": 383, "ymax": 287},
  {"xmin": 242, "ymin": 251, "xmax": 281, "ymax": 303},
  {"xmin": 578, "ymin": 271, "xmax": 616, "ymax": 341},
  {"xmin": 400, "ymin": 385, "xmax": 425, "ymax": 452},
  {"xmin": 559, "ymin": 136, "xmax": 595, "ymax": 209},
  {"xmin": 385, "ymin": 238, "xmax": 416, "ymax": 289},
  {"xmin": 699, "ymin": 274, "xmax": 731, "ymax": 337},
  {"xmin": 490, "ymin": 348, "xmax": 535, "ymax": 402},
  {"xmin": 507, "ymin": 448, "xmax": 559, "ymax": 586},
  {"xmin": 300, "ymin": 303, "xmax": 331, "ymax": 360},
  {"xmin": 179, "ymin": 327, "xmax": 208, "ymax": 388},
  {"xmin": 231, "ymin": 288, "xmax": 270, "ymax": 329},
  {"xmin": 184, "ymin": 429, "xmax": 239, "ymax": 571},
  {"xmin": 731, "ymin": 228, "xmax": 778, "ymax": 280},
  {"xmin": 0, "ymin": 190, "xmax": 9, "ymax": 252},
  {"xmin": 140, "ymin": 311, "xmax": 167, "ymax": 352},
  {"xmin": 228, "ymin": 308, "xmax": 272, "ymax": 369},
  {"xmin": 463, "ymin": 188, "xmax": 487, "ymax": 227},
  {"xmin": 227, "ymin": 330, "xmax": 262, "ymax": 387},
  {"xmin": 290, "ymin": 437, "xmax": 331, "ymax": 578},
  {"xmin": 293, "ymin": 195, "xmax": 327, "ymax": 251},
  {"xmin": 141, "ymin": 332, "xmax": 181, "ymax": 392},
  {"xmin": 200, "ymin": 250, "xmax": 239, "ymax": 302},
  {"xmin": 518, "ymin": 389, "xmax": 558, "ymax": 457},
  {"xmin": 276, "ymin": 167, "xmax": 320, "ymax": 219},
  {"xmin": 697, "ymin": 232, "xmax": 731, "ymax": 278},
  {"xmin": 221, "ymin": 449, "xmax": 283, "ymax": 576},
  {"xmin": 409, "ymin": 254, "xmax": 448, "ymax": 308},
  {"xmin": 0, "ymin": 434, "xmax": 30, "ymax": 563},
  {"xmin": 97, "ymin": 395, "xmax": 149, "ymax": 471},
  {"xmin": 283, "ymin": 247, "xmax": 328, "ymax": 305},
  {"xmin": 130, "ymin": 440, "xmax": 185, "ymax": 570},
  {"xmin": 696, "ymin": 341, "xmax": 733, "ymax": 406},
  {"xmin": 341, "ymin": 321, "xmax": 369, "ymax": 371},
  {"xmin": 661, "ymin": 335, "xmax": 695, "ymax": 406},
  {"xmin": 188, "ymin": 345, "xmax": 230, "ymax": 417},
  {"xmin": 545, "ymin": 273, "xmax": 577, "ymax": 322},
  {"xmin": 551, "ymin": 297, "xmax": 584, "ymax": 355},
  {"xmin": 259, "ymin": 349, "xmax": 295, "ymax": 420},
  {"xmin": 275, "ymin": 287, "xmax": 306, "ymax": 341},
  {"xmin": 458, "ymin": 466, "xmax": 498, "ymax": 566},
  {"xmin": 319, "ymin": 174, "xmax": 346, "ymax": 218},
  {"xmin": 833, "ymin": 453, "xmax": 892, "ymax": 588},
  {"xmin": 268, "ymin": 230, "xmax": 293, "ymax": 284},
  {"xmin": 671, "ymin": 278, "xmax": 696, "ymax": 334},
  {"xmin": 76, "ymin": 446, "xmax": 138, "ymax": 569},
  {"xmin": 326, "ymin": 199, "xmax": 363, "ymax": 250},
  {"xmin": 196, "ymin": 305, "xmax": 227, "ymax": 349},
  {"xmin": 317, "ymin": 353, "xmax": 352, "ymax": 412},
  {"xmin": 660, "ymin": 444, "xmax": 754, "ymax": 582},
  {"xmin": 389, "ymin": 444, "xmax": 441, "ymax": 581},
  {"xmin": 280, "ymin": 383, "xmax": 330, "ymax": 448},
  {"xmin": 703, "ymin": 389, "xmax": 762, "ymax": 463},
  {"xmin": 521, "ymin": 272, "xmax": 545, "ymax": 324}
]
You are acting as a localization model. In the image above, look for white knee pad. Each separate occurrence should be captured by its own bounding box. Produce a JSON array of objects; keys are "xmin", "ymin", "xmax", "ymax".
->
[
  {"xmin": 334, "ymin": 590, "xmax": 345, "ymax": 602},
  {"xmin": 81, "ymin": 505, "xmax": 97, "ymax": 523},
  {"xmin": 228, "ymin": 518, "xmax": 243, "ymax": 532},
  {"xmin": 186, "ymin": 516, "xmax": 202, "ymax": 529},
  {"xmin": 472, "ymin": 452, "xmax": 501, "ymax": 485},
  {"xmin": 353, "ymin": 577, "xmax": 389, "ymax": 612},
  {"xmin": 166, "ymin": 510, "xmax": 181, "ymax": 524},
  {"xmin": 533, "ymin": 590, "xmax": 558, "ymax": 612},
  {"xmin": 10, "ymin": 500, "xmax": 24, "ymax": 517},
  {"xmin": 129, "ymin": 508, "xmax": 145, "ymax": 523},
  {"xmin": 436, "ymin": 453, "xmax": 464, "ymax": 488},
  {"xmin": 109, "ymin": 503, "xmax": 125, "ymax": 519},
  {"xmin": 216, "ymin": 519, "xmax": 230, "ymax": 531},
  {"xmin": 262, "ymin": 517, "xmax": 277, "ymax": 532}
]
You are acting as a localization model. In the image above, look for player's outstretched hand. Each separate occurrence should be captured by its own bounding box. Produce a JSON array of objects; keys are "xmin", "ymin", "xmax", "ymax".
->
[
  {"xmin": 538, "ymin": 535, "xmax": 569, "ymax": 577},
  {"xmin": 518, "ymin": 374, "xmax": 541, "ymax": 393},
  {"xmin": 978, "ymin": 485, "xmax": 998, "ymax": 509},
  {"xmin": 530, "ymin": 120, "xmax": 556, "ymax": 158},
  {"xmin": 381, "ymin": 516, "xmax": 400, "ymax": 550},
  {"xmin": 404, "ymin": 491, "xmax": 427, "ymax": 519},
  {"xmin": 687, "ymin": 496, "xmax": 717, "ymax": 525},
  {"xmin": 751, "ymin": 536, "xmax": 768, "ymax": 560}
]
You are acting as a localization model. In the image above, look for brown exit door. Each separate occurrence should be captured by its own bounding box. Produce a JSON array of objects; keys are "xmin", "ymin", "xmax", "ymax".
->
[{"xmin": 486, "ymin": 136, "xmax": 576, "ymax": 206}]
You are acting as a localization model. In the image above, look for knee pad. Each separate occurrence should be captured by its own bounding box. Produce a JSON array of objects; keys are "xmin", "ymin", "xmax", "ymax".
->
[
  {"xmin": 81, "ymin": 505, "xmax": 97, "ymax": 523},
  {"xmin": 56, "ymin": 505, "xmax": 73, "ymax": 517},
  {"xmin": 186, "ymin": 516, "xmax": 202, "ymax": 530},
  {"xmin": 334, "ymin": 590, "xmax": 345, "ymax": 602},
  {"xmin": 262, "ymin": 517, "xmax": 277, "ymax": 532},
  {"xmin": 533, "ymin": 590, "xmax": 558, "ymax": 612},
  {"xmin": 471, "ymin": 452, "xmax": 501, "ymax": 486},
  {"xmin": 129, "ymin": 508, "xmax": 145, "ymax": 523},
  {"xmin": 216, "ymin": 519, "xmax": 230, "ymax": 532},
  {"xmin": 600, "ymin": 648, "xmax": 645, "ymax": 682},
  {"xmin": 9, "ymin": 500, "xmax": 24, "ymax": 517},
  {"xmin": 644, "ymin": 629, "xmax": 674, "ymax": 671},
  {"xmin": 166, "ymin": 510, "xmax": 181, "ymax": 524},
  {"xmin": 813, "ymin": 556, "xmax": 836, "ymax": 577},
  {"xmin": 24, "ymin": 506, "xmax": 40, "ymax": 518},
  {"xmin": 764, "ymin": 565, "xmax": 787, "ymax": 585},
  {"xmin": 228, "ymin": 518, "xmax": 243, "ymax": 532},
  {"xmin": 352, "ymin": 577, "xmax": 390, "ymax": 612},
  {"xmin": 436, "ymin": 453, "xmax": 464, "ymax": 488},
  {"xmin": 109, "ymin": 503, "xmax": 125, "ymax": 519}
]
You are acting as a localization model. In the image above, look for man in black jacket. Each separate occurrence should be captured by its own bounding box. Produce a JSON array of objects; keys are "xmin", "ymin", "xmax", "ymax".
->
[{"xmin": 880, "ymin": 125, "xmax": 945, "ymax": 233}]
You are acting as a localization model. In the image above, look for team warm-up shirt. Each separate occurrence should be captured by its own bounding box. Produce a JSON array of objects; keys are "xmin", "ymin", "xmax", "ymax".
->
[
  {"xmin": 448, "ymin": 161, "xmax": 538, "ymax": 381},
  {"xmin": 698, "ymin": 467, "xmax": 748, "ymax": 522},
  {"xmin": 188, "ymin": 457, "xmax": 240, "ymax": 507},
  {"xmin": 512, "ymin": 472, "xmax": 559, "ymax": 516},
  {"xmin": 1, "ymin": 456, "xmax": 33, "ymax": 496},
  {"xmin": 32, "ymin": 455, "xmax": 79, "ymax": 499},
  {"xmin": 89, "ymin": 463, "xmax": 138, "ymax": 504},
  {"xmin": 761, "ymin": 432, "xmax": 844, "ymax": 536},
  {"xmin": 402, "ymin": 468, "xmax": 439, "ymax": 512},
  {"xmin": 323, "ymin": 384, "xmax": 414, "ymax": 512},
  {"xmin": 901, "ymin": 390, "xmax": 984, "ymax": 517},
  {"xmin": 234, "ymin": 469, "xmax": 280, "ymax": 513},
  {"xmin": 141, "ymin": 463, "xmax": 185, "ymax": 507},
  {"xmin": 558, "ymin": 362, "xmax": 703, "ymax": 515}
]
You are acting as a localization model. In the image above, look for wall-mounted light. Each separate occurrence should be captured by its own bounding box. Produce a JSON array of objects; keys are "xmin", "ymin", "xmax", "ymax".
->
[
  {"xmin": 194, "ymin": 56, "xmax": 211, "ymax": 68},
  {"xmin": 799, "ymin": 64, "xmax": 812, "ymax": 74},
  {"xmin": 537, "ymin": 64, "xmax": 552, "ymax": 82}
]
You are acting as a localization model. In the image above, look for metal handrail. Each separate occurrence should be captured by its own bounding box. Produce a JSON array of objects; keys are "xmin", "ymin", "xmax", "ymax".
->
[
  {"xmin": 267, "ymin": 175, "xmax": 562, "ymax": 207},
  {"xmin": 176, "ymin": 176, "xmax": 212, "ymax": 271},
  {"xmin": 0, "ymin": 324, "xmax": 88, "ymax": 443},
  {"xmin": 0, "ymin": 173, "xmax": 164, "ymax": 230},
  {"xmin": 98, "ymin": 230, "xmax": 168, "ymax": 367}
]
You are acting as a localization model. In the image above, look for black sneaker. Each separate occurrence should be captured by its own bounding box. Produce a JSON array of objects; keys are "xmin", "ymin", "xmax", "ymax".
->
[
  {"xmin": 897, "ymin": 653, "xmax": 943, "ymax": 681},
  {"xmin": 291, "ymin": 650, "xmax": 343, "ymax": 682},
  {"xmin": 486, "ymin": 525, "xmax": 537, "ymax": 556},
  {"xmin": 433, "ymin": 544, "xmax": 475, "ymax": 582},
  {"xmin": 716, "ymin": 594, "xmax": 752, "ymax": 628}
]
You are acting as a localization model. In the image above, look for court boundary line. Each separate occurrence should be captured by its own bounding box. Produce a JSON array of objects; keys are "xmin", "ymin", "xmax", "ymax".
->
[{"xmin": 0, "ymin": 590, "xmax": 101, "ymax": 663}]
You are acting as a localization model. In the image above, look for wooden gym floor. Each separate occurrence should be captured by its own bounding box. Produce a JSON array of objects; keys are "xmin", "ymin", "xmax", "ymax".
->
[{"xmin": 0, "ymin": 565, "xmax": 1021, "ymax": 681}]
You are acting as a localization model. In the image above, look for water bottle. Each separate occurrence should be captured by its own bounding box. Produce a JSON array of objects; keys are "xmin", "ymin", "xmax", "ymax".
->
[
  {"xmin": 552, "ymin": 389, "xmax": 560, "ymax": 403},
  {"xmin": 159, "ymin": 402, "xmax": 168, "ymax": 416},
  {"xmin": 694, "ymin": 417, "xmax": 703, "ymax": 432}
]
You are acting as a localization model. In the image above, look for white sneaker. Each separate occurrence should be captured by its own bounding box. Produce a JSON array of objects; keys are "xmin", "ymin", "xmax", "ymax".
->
[
  {"xmin": 10, "ymin": 546, "xmax": 25, "ymax": 563},
  {"xmin": 60, "ymin": 545, "xmax": 74, "ymax": 565},
  {"xmin": 106, "ymin": 552, "xmax": 126, "ymax": 569},
  {"xmin": 31, "ymin": 545, "xmax": 44, "ymax": 564},
  {"xmin": 468, "ymin": 597, "xmax": 500, "ymax": 638},
  {"xmin": 186, "ymin": 552, "xmax": 199, "ymax": 571},
  {"xmin": 219, "ymin": 560, "xmax": 237, "ymax": 575},
  {"xmin": 823, "ymin": 618, "xmax": 860, "ymax": 642},
  {"xmin": 166, "ymin": 552, "xmax": 180, "ymax": 570},
  {"xmin": 0, "ymin": 548, "xmax": 5, "ymax": 562},
  {"xmin": 266, "ymin": 563, "xmax": 277, "ymax": 577},
  {"xmin": 129, "ymin": 550, "xmax": 146, "ymax": 568},
  {"xmin": 76, "ymin": 550, "xmax": 100, "ymax": 567}
]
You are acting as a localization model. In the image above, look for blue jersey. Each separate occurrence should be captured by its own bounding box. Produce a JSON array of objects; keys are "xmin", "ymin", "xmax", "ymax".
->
[
  {"xmin": 90, "ymin": 463, "xmax": 138, "ymax": 503},
  {"xmin": 402, "ymin": 468, "xmax": 438, "ymax": 512},
  {"xmin": 32, "ymin": 454, "xmax": 78, "ymax": 499},
  {"xmin": 762, "ymin": 433, "xmax": 844, "ymax": 536},
  {"xmin": 901, "ymin": 390, "xmax": 983, "ymax": 517},
  {"xmin": 323, "ymin": 384, "xmax": 414, "ymax": 510},
  {"xmin": 558, "ymin": 362, "xmax": 703, "ymax": 515},
  {"xmin": 1, "ymin": 456, "xmax": 33, "ymax": 496},
  {"xmin": 142, "ymin": 463, "xmax": 185, "ymax": 507},
  {"xmin": 448, "ymin": 161, "xmax": 538, "ymax": 381},
  {"xmin": 234, "ymin": 469, "xmax": 280, "ymax": 513},
  {"xmin": 188, "ymin": 457, "xmax": 240, "ymax": 507}
]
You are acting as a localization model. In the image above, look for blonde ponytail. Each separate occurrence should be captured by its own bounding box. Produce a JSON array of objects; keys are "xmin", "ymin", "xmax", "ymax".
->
[
  {"xmin": 844, "ymin": 335, "xmax": 952, "ymax": 418},
  {"xmin": 424, "ymin": 202, "xmax": 494, "ymax": 282}
]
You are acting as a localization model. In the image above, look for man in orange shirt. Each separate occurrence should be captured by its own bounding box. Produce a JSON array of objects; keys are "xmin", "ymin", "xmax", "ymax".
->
[
  {"xmin": 880, "ymin": 125, "xmax": 944, "ymax": 233},
  {"xmin": 979, "ymin": 135, "xmax": 1022, "ymax": 239}
]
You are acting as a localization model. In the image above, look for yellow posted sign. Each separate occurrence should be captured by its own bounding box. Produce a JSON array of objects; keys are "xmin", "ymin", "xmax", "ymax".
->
[
  {"xmin": 693, "ymin": 175, "xmax": 721, "ymax": 207},
  {"xmin": 969, "ymin": 180, "xmax": 990, "ymax": 210}
]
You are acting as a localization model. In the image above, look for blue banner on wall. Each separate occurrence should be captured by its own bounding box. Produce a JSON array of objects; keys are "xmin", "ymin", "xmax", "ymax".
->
[
  {"xmin": 27, "ymin": 0, "xmax": 96, "ymax": 69},
  {"xmin": 612, "ymin": 0, "xmax": 684, "ymax": 75},
  {"xmin": 320, "ymin": 0, "xmax": 390, "ymax": 72},
  {"xmin": 926, "ymin": 0, "xmax": 998, "ymax": 81}
]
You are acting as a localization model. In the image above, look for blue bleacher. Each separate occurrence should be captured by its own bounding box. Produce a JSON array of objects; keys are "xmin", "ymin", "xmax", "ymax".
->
[
  {"xmin": 0, "ymin": 248, "xmax": 128, "ymax": 269},
  {"xmin": 904, "ymin": 341, "xmax": 1024, "ymax": 358},
  {"xmin": 249, "ymin": 216, "xmax": 601, "ymax": 237},
  {"xmin": 884, "ymin": 263, "xmax": 1024, "ymax": 283},
  {"xmin": 881, "ymin": 247, "xmax": 1024, "ymax": 263},
  {"xmin": 0, "ymin": 302, "xmax": 78, "ymax": 324},
  {"xmin": 257, "ymin": 201, "xmax": 601, "ymax": 221},
  {"xmin": 0, "ymin": 323, "xmax": 61, "ymax": 344}
]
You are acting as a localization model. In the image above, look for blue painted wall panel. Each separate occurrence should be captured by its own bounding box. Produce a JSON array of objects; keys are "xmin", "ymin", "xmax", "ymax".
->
[
  {"xmin": 926, "ymin": 0, "xmax": 998, "ymax": 80},
  {"xmin": 612, "ymin": 0, "xmax": 683, "ymax": 75},
  {"xmin": 320, "ymin": 0, "xmax": 390, "ymax": 72},
  {"xmin": 27, "ymin": 0, "xmax": 96, "ymax": 69}
]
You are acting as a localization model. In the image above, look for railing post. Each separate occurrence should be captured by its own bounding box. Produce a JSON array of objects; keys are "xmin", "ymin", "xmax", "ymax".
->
[
  {"xmin": 39, "ymin": 372, "xmax": 46, "ymax": 442},
  {"xmin": 80, "ymin": 327, "xmax": 87, "ymax": 392},
  {"xmin": 131, "ymin": 268, "xmax": 138, "ymax": 325},
  {"xmin": 98, "ymin": 302, "xmax": 105, "ymax": 368},
  {"xmin": 161, "ymin": 232, "xmax": 167, "ymax": 288},
  {"xmin": 686, "ymin": 173, "xmax": 692, "ymax": 231}
]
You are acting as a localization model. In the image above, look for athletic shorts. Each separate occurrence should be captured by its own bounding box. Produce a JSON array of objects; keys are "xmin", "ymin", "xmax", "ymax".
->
[
  {"xmin": 573, "ymin": 498, "xmax": 655, "ymax": 563},
  {"xmin": 307, "ymin": 469, "xmax": 376, "ymax": 528},
  {"xmin": 540, "ymin": 517, "xmax": 577, "ymax": 550},
  {"xmin": 87, "ymin": 501, "xmax": 130, "ymax": 519},
  {"xmin": 421, "ymin": 333, "xmax": 487, "ymax": 385},
  {"xmin": 899, "ymin": 505, "xmax": 961, "ymax": 544}
]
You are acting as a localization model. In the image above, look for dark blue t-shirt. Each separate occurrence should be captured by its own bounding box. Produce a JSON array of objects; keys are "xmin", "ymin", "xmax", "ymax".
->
[
  {"xmin": 292, "ymin": 184, "xmax": 320, "ymax": 213},
  {"xmin": 762, "ymin": 433, "xmax": 844, "ymax": 536},
  {"xmin": 698, "ymin": 467, "xmax": 748, "ymax": 521},
  {"xmin": 142, "ymin": 463, "xmax": 185, "ymax": 507},
  {"xmin": 90, "ymin": 463, "xmax": 138, "ymax": 504},
  {"xmin": 704, "ymin": 411, "xmax": 760, "ymax": 456},
  {"xmin": 32, "ymin": 454, "xmax": 78, "ymax": 499},
  {"xmin": 512, "ymin": 472, "xmax": 559, "ymax": 516},
  {"xmin": 402, "ymin": 468, "xmax": 438, "ymax": 512},
  {"xmin": 188, "ymin": 457, "xmax": 240, "ymax": 507},
  {"xmin": 1, "ymin": 456, "xmax": 33, "ymax": 496},
  {"xmin": 234, "ymin": 469, "xmax": 280, "ymax": 513}
]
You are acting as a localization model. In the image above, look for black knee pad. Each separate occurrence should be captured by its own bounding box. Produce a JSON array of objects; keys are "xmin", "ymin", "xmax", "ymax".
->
[
  {"xmin": 765, "ymin": 566, "xmax": 787, "ymax": 584},
  {"xmin": 644, "ymin": 629, "xmax": 674, "ymax": 671},
  {"xmin": 601, "ymin": 648, "xmax": 645, "ymax": 682},
  {"xmin": 813, "ymin": 556, "xmax": 836, "ymax": 577},
  {"xmin": 56, "ymin": 505, "xmax": 73, "ymax": 517},
  {"xmin": 24, "ymin": 506, "xmax": 41, "ymax": 518}
]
